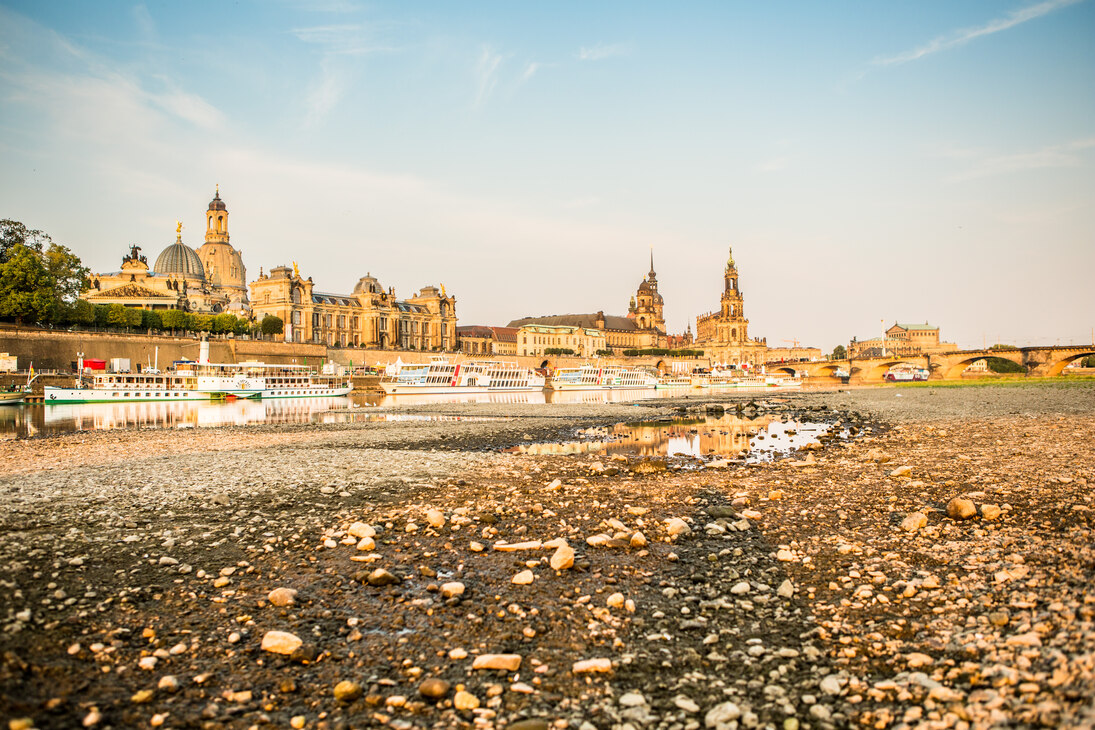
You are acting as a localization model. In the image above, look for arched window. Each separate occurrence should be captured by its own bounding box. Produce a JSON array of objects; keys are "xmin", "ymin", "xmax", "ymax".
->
[{"xmin": 731, "ymin": 328, "xmax": 737, "ymax": 340}]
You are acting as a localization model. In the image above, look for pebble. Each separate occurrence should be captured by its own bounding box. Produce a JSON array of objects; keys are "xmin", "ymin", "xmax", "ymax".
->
[
  {"xmin": 418, "ymin": 678, "xmax": 450, "ymax": 700},
  {"xmin": 731, "ymin": 581, "xmax": 751, "ymax": 595},
  {"xmin": 889, "ymin": 465, "xmax": 912, "ymax": 477},
  {"xmin": 267, "ymin": 587, "xmax": 298, "ymax": 606},
  {"xmin": 674, "ymin": 695, "xmax": 700, "ymax": 713},
  {"xmin": 347, "ymin": 521, "xmax": 375, "ymax": 538},
  {"xmin": 619, "ymin": 691, "xmax": 647, "ymax": 706},
  {"xmin": 900, "ymin": 511, "xmax": 928, "ymax": 532},
  {"xmin": 777, "ymin": 579, "xmax": 794, "ymax": 598},
  {"xmin": 550, "ymin": 543, "xmax": 575, "ymax": 570},
  {"xmin": 946, "ymin": 497, "xmax": 977, "ymax": 520},
  {"xmin": 606, "ymin": 592, "xmax": 625, "ymax": 608},
  {"xmin": 512, "ymin": 570, "xmax": 534, "ymax": 585},
  {"xmin": 367, "ymin": 568, "xmax": 400, "ymax": 586},
  {"xmin": 666, "ymin": 517, "xmax": 691, "ymax": 536},
  {"xmin": 472, "ymin": 654, "xmax": 522, "ymax": 671},
  {"xmin": 572, "ymin": 657, "xmax": 613, "ymax": 674},
  {"xmin": 508, "ymin": 720, "xmax": 548, "ymax": 730},
  {"xmin": 157, "ymin": 675, "xmax": 178, "ymax": 692},
  {"xmin": 705, "ymin": 701, "xmax": 741, "ymax": 728},
  {"xmin": 453, "ymin": 690, "xmax": 480, "ymax": 710},
  {"xmin": 260, "ymin": 630, "xmax": 303, "ymax": 655},
  {"xmin": 333, "ymin": 680, "xmax": 362, "ymax": 702},
  {"xmin": 981, "ymin": 503, "xmax": 1002, "ymax": 520},
  {"xmin": 440, "ymin": 581, "xmax": 465, "ymax": 599},
  {"xmin": 426, "ymin": 508, "xmax": 445, "ymax": 528}
]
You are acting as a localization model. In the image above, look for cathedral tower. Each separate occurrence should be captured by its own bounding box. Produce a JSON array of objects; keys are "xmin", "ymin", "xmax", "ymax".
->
[
  {"xmin": 633, "ymin": 250, "xmax": 666, "ymax": 332},
  {"xmin": 719, "ymin": 247, "xmax": 747, "ymax": 342},
  {"xmin": 196, "ymin": 187, "xmax": 249, "ymax": 309}
]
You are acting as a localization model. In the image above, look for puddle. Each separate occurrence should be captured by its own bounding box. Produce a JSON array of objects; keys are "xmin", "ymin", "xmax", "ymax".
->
[
  {"xmin": 318, "ymin": 412, "xmax": 511, "ymax": 425},
  {"xmin": 506, "ymin": 413, "xmax": 845, "ymax": 464}
]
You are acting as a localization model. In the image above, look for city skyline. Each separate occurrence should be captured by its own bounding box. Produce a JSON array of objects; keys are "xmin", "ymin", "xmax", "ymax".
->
[{"xmin": 1, "ymin": 1, "xmax": 1092, "ymax": 351}]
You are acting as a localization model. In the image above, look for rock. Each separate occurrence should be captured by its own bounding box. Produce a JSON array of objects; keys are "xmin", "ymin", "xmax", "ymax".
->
[
  {"xmin": 418, "ymin": 678, "xmax": 450, "ymax": 700},
  {"xmin": 705, "ymin": 701, "xmax": 742, "ymax": 728},
  {"xmin": 889, "ymin": 465, "xmax": 912, "ymax": 477},
  {"xmin": 131, "ymin": 689, "xmax": 155, "ymax": 703},
  {"xmin": 348, "ymin": 521, "xmax": 375, "ymax": 538},
  {"xmin": 666, "ymin": 518, "xmax": 691, "ymax": 536},
  {"xmin": 157, "ymin": 675, "xmax": 179, "ymax": 692},
  {"xmin": 508, "ymin": 721, "xmax": 548, "ymax": 730},
  {"xmin": 768, "ymin": 489, "xmax": 784, "ymax": 500},
  {"xmin": 900, "ymin": 512, "xmax": 928, "ymax": 532},
  {"xmin": 449, "ymin": 648, "xmax": 468, "ymax": 659},
  {"xmin": 630, "ymin": 531, "xmax": 647, "ymax": 547},
  {"xmin": 333, "ymin": 680, "xmax": 363, "ymax": 702},
  {"xmin": 777, "ymin": 579, "xmax": 794, "ymax": 598},
  {"xmin": 906, "ymin": 652, "xmax": 934, "ymax": 667},
  {"xmin": 606, "ymin": 592, "xmax": 625, "ymax": 609},
  {"xmin": 267, "ymin": 587, "xmax": 298, "ymax": 607},
  {"xmin": 453, "ymin": 690, "xmax": 480, "ymax": 710},
  {"xmin": 819, "ymin": 675, "xmax": 842, "ymax": 695},
  {"xmin": 261, "ymin": 631, "xmax": 303, "ymax": 655},
  {"xmin": 572, "ymin": 657, "xmax": 613, "ymax": 674},
  {"xmin": 550, "ymin": 543, "xmax": 575, "ymax": 570},
  {"xmin": 585, "ymin": 533, "xmax": 611, "ymax": 547},
  {"xmin": 946, "ymin": 497, "xmax": 977, "ymax": 520},
  {"xmin": 493, "ymin": 540, "xmax": 542, "ymax": 551},
  {"xmin": 426, "ymin": 509, "xmax": 446, "ymax": 528},
  {"xmin": 440, "ymin": 582, "xmax": 465, "ymax": 599},
  {"xmin": 366, "ymin": 568, "xmax": 400, "ymax": 586},
  {"xmin": 776, "ymin": 549, "xmax": 795, "ymax": 561},
  {"xmin": 356, "ymin": 536, "xmax": 375, "ymax": 551},
  {"xmin": 546, "ymin": 478, "xmax": 562, "ymax": 490},
  {"xmin": 674, "ymin": 695, "xmax": 700, "ymax": 713},
  {"xmin": 512, "ymin": 570, "xmax": 534, "ymax": 585},
  {"xmin": 472, "ymin": 654, "xmax": 522, "ymax": 671},
  {"xmin": 981, "ymin": 503, "xmax": 1002, "ymax": 520},
  {"xmin": 731, "ymin": 581, "xmax": 751, "ymax": 595},
  {"xmin": 619, "ymin": 691, "xmax": 647, "ymax": 706}
]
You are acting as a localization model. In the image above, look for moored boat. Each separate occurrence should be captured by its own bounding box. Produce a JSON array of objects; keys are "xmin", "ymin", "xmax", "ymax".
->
[
  {"xmin": 548, "ymin": 364, "xmax": 658, "ymax": 391},
  {"xmin": 380, "ymin": 357, "xmax": 545, "ymax": 395}
]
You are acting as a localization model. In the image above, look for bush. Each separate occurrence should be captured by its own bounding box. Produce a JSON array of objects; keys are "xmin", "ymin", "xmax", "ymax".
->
[
  {"xmin": 124, "ymin": 307, "xmax": 143, "ymax": 328},
  {"xmin": 260, "ymin": 315, "xmax": 284, "ymax": 336},
  {"xmin": 544, "ymin": 348, "xmax": 575, "ymax": 355},
  {"xmin": 830, "ymin": 345, "xmax": 847, "ymax": 360},
  {"xmin": 985, "ymin": 357, "xmax": 1025, "ymax": 373}
]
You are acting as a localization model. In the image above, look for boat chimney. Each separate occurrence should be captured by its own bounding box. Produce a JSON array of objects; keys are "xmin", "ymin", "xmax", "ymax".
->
[
  {"xmin": 199, "ymin": 338, "xmax": 210, "ymax": 365},
  {"xmin": 77, "ymin": 352, "xmax": 84, "ymax": 373}
]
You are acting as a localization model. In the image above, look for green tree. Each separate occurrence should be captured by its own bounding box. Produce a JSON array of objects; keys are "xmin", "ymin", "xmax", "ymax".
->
[
  {"xmin": 141, "ymin": 309, "xmax": 163, "ymax": 331},
  {"xmin": 93, "ymin": 304, "xmax": 111, "ymax": 328},
  {"xmin": 107, "ymin": 303, "xmax": 129, "ymax": 328},
  {"xmin": 43, "ymin": 243, "xmax": 89, "ymax": 304},
  {"xmin": 124, "ymin": 307, "xmax": 143, "ymax": 328},
  {"xmin": 213, "ymin": 313, "xmax": 236, "ymax": 334},
  {"xmin": 71, "ymin": 299, "xmax": 95, "ymax": 326},
  {"xmin": 1, "ymin": 221, "xmax": 89, "ymax": 323},
  {"xmin": 233, "ymin": 317, "xmax": 251, "ymax": 336},
  {"xmin": 260, "ymin": 314, "xmax": 284, "ymax": 337},
  {"xmin": 830, "ymin": 345, "xmax": 847, "ymax": 360},
  {"xmin": 161, "ymin": 309, "xmax": 187, "ymax": 332},
  {"xmin": 0, "ymin": 245, "xmax": 57, "ymax": 324},
  {"xmin": 0, "ymin": 219, "xmax": 53, "ymax": 260},
  {"xmin": 192, "ymin": 314, "xmax": 214, "ymax": 332}
]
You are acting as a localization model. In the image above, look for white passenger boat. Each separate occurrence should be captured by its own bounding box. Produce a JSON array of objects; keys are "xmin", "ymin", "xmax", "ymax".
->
[
  {"xmin": 655, "ymin": 375, "xmax": 694, "ymax": 390},
  {"xmin": 548, "ymin": 365, "xmax": 658, "ymax": 391},
  {"xmin": 43, "ymin": 347, "xmax": 351, "ymax": 404},
  {"xmin": 380, "ymin": 357, "xmax": 545, "ymax": 395}
]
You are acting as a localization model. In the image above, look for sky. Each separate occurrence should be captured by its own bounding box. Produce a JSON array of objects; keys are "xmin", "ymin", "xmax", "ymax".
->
[{"xmin": 1, "ymin": 1, "xmax": 1092, "ymax": 352}]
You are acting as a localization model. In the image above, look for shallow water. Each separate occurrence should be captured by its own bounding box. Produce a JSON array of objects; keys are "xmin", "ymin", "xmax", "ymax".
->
[{"xmin": 506, "ymin": 413, "xmax": 842, "ymax": 463}]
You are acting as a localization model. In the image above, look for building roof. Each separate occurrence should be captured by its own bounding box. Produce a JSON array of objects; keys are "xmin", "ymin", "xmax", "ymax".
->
[
  {"xmin": 508, "ymin": 313, "xmax": 640, "ymax": 331},
  {"xmin": 154, "ymin": 240, "xmax": 205, "ymax": 280},
  {"xmin": 456, "ymin": 325, "xmax": 495, "ymax": 338},
  {"xmin": 311, "ymin": 292, "xmax": 360, "ymax": 307},
  {"xmin": 490, "ymin": 326, "xmax": 518, "ymax": 343},
  {"xmin": 208, "ymin": 190, "xmax": 227, "ymax": 212},
  {"xmin": 893, "ymin": 322, "xmax": 937, "ymax": 331}
]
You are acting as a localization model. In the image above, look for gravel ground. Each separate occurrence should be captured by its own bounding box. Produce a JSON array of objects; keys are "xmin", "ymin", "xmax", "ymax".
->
[{"xmin": 0, "ymin": 382, "xmax": 1092, "ymax": 730}]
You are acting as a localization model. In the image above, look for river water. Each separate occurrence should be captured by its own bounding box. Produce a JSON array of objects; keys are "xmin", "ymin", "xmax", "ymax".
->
[{"xmin": 1, "ymin": 386, "xmax": 793, "ymax": 438}]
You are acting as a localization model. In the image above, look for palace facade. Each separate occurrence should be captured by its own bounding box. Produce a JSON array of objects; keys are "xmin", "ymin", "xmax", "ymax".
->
[
  {"xmin": 456, "ymin": 326, "xmax": 518, "ymax": 356},
  {"xmin": 508, "ymin": 254, "xmax": 668, "ymax": 352},
  {"xmin": 82, "ymin": 189, "xmax": 250, "ymax": 315},
  {"xmin": 848, "ymin": 322, "xmax": 956, "ymax": 358},
  {"xmin": 694, "ymin": 247, "xmax": 768, "ymax": 366},
  {"xmin": 249, "ymin": 266, "xmax": 457, "ymax": 350}
]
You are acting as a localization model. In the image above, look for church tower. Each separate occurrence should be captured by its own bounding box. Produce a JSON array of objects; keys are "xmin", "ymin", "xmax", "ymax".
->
[
  {"xmin": 196, "ymin": 186, "xmax": 249, "ymax": 310},
  {"xmin": 719, "ymin": 247, "xmax": 747, "ymax": 343},
  {"xmin": 633, "ymin": 250, "xmax": 666, "ymax": 332}
]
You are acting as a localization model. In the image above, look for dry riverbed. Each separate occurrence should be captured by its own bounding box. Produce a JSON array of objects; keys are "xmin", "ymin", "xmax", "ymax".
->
[{"xmin": 1, "ymin": 384, "xmax": 1093, "ymax": 730}]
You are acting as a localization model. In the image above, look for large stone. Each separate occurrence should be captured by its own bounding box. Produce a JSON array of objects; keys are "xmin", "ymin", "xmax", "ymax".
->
[
  {"xmin": 426, "ymin": 509, "xmax": 446, "ymax": 529},
  {"xmin": 333, "ymin": 680, "xmax": 362, "ymax": 702},
  {"xmin": 267, "ymin": 587, "xmax": 298, "ymax": 607},
  {"xmin": 889, "ymin": 466, "xmax": 912, "ymax": 477},
  {"xmin": 550, "ymin": 543, "xmax": 574, "ymax": 571},
  {"xmin": 261, "ymin": 631, "xmax": 302, "ymax": 655},
  {"xmin": 946, "ymin": 497, "xmax": 977, "ymax": 520},
  {"xmin": 512, "ymin": 570, "xmax": 534, "ymax": 585},
  {"xmin": 572, "ymin": 657, "xmax": 613, "ymax": 674},
  {"xmin": 666, "ymin": 518, "xmax": 691, "ymax": 536},
  {"xmin": 418, "ymin": 678, "xmax": 450, "ymax": 700},
  {"xmin": 453, "ymin": 690, "xmax": 480, "ymax": 710},
  {"xmin": 493, "ymin": 540, "xmax": 543, "ymax": 551},
  {"xmin": 472, "ymin": 654, "xmax": 522, "ymax": 671},
  {"xmin": 900, "ymin": 512, "xmax": 928, "ymax": 532},
  {"xmin": 367, "ymin": 568, "xmax": 400, "ymax": 586},
  {"xmin": 981, "ymin": 503, "xmax": 1002, "ymax": 521},
  {"xmin": 440, "ymin": 582, "xmax": 465, "ymax": 599},
  {"xmin": 347, "ymin": 522, "xmax": 375, "ymax": 538},
  {"xmin": 705, "ymin": 701, "xmax": 742, "ymax": 728}
]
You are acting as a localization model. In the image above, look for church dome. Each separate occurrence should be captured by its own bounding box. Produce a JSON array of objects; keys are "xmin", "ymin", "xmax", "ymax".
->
[
  {"xmin": 353, "ymin": 273, "xmax": 383, "ymax": 295},
  {"xmin": 208, "ymin": 190, "xmax": 227, "ymax": 212},
  {"xmin": 155, "ymin": 240, "xmax": 206, "ymax": 280}
]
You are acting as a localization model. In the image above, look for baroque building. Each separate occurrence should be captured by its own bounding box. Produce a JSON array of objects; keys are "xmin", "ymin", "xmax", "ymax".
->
[
  {"xmin": 848, "ymin": 322, "xmax": 955, "ymax": 358},
  {"xmin": 82, "ymin": 190, "xmax": 250, "ymax": 315},
  {"xmin": 456, "ymin": 326, "xmax": 518, "ymax": 356},
  {"xmin": 508, "ymin": 254, "xmax": 667, "ymax": 352},
  {"xmin": 694, "ymin": 247, "xmax": 768, "ymax": 366},
  {"xmin": 249, "ymin": 265, "xmax": 458, "ymax": 350}
]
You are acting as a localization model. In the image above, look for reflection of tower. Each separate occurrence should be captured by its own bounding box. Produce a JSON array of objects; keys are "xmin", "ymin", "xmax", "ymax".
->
[
  {"xmin": 720, "ymin": 247, "xmax": 748, "ymax": 344},
  {"xmin": 633, "ymin": 250, "xmax": 666, "ymax": 332}
]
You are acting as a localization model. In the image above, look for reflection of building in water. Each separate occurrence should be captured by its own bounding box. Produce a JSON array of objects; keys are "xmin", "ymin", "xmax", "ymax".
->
[{"xmin": 608, "ymin": 415, "xmax": 775, "ymax": 458}]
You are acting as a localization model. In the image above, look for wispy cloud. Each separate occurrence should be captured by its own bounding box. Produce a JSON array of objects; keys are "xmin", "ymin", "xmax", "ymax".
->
[
  {"xmin": 873, "ymin": 0, "xmax": 1082, "ymax": 66},
  {"xmin": 291, "ymin": 23, "xmax": 398, "ymax": 126},
  {"xmin": 520, "ymin": 61, "xmax": 541, "ymax": 84},
  {"xmin": 291, "ymin": 24, "xmax": 397, "ymax": 56},
  {"xmin": 946, "ymin": 136, "xmax": 1095, "ymax": 182},
  {"xmin": 576, "ymin": 42, "xmax": 630, "ymax": 61},
  {"xmin": 475, "ymin": 45, "xmax": 503, "ymax": 105}
]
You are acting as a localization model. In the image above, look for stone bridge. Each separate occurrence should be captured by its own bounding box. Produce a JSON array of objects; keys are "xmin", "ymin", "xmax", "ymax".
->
[{"xmin": 769, "ymin": 345, "xmax": 1095, "ymax": 383}]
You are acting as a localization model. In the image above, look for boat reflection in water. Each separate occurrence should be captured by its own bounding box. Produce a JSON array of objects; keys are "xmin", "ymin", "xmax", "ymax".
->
[{"xmin": 508, "ymin": 414, "xmax": 836, "ymax": 463}]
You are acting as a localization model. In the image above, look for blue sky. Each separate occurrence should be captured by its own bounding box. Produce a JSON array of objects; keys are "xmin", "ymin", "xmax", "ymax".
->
[{"xmin": 1, "ymin": 1, "xmax": 1092, "ymax": 350}]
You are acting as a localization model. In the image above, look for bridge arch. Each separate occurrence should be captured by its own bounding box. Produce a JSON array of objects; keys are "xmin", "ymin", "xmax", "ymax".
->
[
  {"xmin": 861, "ymin": 359, "xmax": 924, "ymax": 382},
  {"xmin": 772, "ymin": 366, "xmax": 798, "ymax": 377},
  {"xmin": 539, "ymin": 359, "xmax": 555, "ymax": 371},
  {"xmin": 941, "ymin": 351, "xmax": 1024, "ymax": 379},
  {"xmin": 654, "ymin": 359, "xmax": 668, "ymax": 374},
  {"xmin": 1041, "ymin": 350, "xmax": 1095, "ymax": 377}
]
